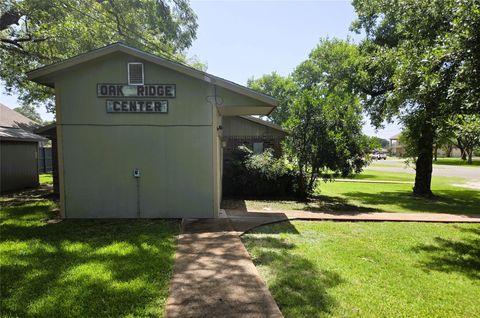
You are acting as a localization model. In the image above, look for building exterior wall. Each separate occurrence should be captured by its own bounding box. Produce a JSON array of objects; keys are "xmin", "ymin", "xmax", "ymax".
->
[
  {"xmin": 55, "ymin": 52, "xmax": 217, "ymax": 218},
  {"xmin": 1, "ymin": 141, "xmax": 39, "ymax": 192},
  {"xmin": 222, "ymin": 116, "xmax": 286, "ymax": 159},
  {"xmin": 51, "ymin": 52, "xmax": 266, "ymax": 218}
]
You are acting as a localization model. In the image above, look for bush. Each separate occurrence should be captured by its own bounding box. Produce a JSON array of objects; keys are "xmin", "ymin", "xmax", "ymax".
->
[{"xmin": 223, "ymin": 146, "xmax": 300, "ymax": 198}]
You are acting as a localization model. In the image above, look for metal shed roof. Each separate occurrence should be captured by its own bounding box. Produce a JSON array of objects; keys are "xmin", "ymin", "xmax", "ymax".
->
[{"xmin": 0, "ymin": 127, "xmax": 47, "ymax": 142}]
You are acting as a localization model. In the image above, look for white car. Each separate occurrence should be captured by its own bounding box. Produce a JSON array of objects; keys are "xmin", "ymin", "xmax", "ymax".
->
[{"xmin": 372, "ymin": 152, "xmax": 387, "ymax": 160}]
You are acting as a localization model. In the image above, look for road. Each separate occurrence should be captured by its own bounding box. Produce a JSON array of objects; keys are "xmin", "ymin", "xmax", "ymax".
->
[{"xmin": 367, "ymin": 159, "xmax": 480, "ymax": 181}]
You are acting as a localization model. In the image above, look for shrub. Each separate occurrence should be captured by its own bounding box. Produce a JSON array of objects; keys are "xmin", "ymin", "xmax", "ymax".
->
[{"xmin": 223, "ymin": 146, "xmax": 300, "ymax": 198}]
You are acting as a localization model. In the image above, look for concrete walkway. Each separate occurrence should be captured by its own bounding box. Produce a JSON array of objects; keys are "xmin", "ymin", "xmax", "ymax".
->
[
  {"xmin": 165, "ymin": 218, "xmax": 283, "ymax": 318},
  {"xmin": 165, "ymin": 209, "xmax": 480, "ymax": 317},
  {"xmin": 226, "ymin": 209, "xmax": 480, "ymax": 233}
]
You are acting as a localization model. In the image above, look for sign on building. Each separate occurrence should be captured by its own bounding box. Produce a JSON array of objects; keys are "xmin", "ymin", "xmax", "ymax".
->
[
  {"xmin": 106, "ymin": 100, "xmax": 168, "ymax": 113},
  {"xmin": 97, "ymin": 84, "xmax": 176, "ymax": 98}
]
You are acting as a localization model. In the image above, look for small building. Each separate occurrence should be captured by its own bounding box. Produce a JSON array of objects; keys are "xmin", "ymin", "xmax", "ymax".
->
[
  {"xmin": 223, "ymin": 115, "xmax": 286, "ymax": 159},
  {"xmin": 389, "ymin": 133, "xmax": 405, "ymax": 157},
  {"xmin": 27, "ymin": 43, "xmax": 277, "ymax": 218},
  {"xmin": 0, "ymin": 103, "xmax": 47, "ymax": 192}
]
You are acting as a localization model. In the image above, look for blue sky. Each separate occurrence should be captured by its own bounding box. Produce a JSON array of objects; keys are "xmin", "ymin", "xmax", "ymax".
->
[{"xmin": 0, "ymin": 0, "xmax": 401, "ymax": 139}]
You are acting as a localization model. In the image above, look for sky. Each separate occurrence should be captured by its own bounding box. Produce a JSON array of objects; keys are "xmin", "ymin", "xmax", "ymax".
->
[{"xmin": 0, "ymin": 0, "xmax": 401, "ymax": 139}]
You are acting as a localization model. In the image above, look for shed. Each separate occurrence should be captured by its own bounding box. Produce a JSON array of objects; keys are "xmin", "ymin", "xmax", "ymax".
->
[
  {"xmin": 27, "ymin": 43, "xmax": 278, "ymax": 218},
  {"xmin": 0, "ymin": 103, "xmax": 47, "ymax": 192}
]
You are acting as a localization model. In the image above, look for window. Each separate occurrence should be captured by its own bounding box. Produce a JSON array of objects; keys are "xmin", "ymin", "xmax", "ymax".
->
[
  {"xmin": 253, "ymin": 142, "xmax": 264, "ymax": 154},
  {"xmin": 128, "ymin": 62, "xmax": 144, "ymax": 85}
]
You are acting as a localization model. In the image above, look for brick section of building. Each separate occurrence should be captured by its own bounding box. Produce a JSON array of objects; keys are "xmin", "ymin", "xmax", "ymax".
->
[{"xmin": 223, "ymin": 135, "xmax": 283, "ymax": 160}]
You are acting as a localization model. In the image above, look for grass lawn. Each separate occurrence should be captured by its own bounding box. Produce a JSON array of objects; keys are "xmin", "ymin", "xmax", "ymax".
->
[
  {"xmin": 222, "ymin": 170, "xmax": 480, "ymax": 214},
  {"xmin": 0, "ymin": 195, "xmax": 179, "ymax": 317},
  {"xmin": 39, "ymin": 173, "xmax": 53, "ymax": 185},
  {"xmin": 433, "ymin": 157, "xmax": 480, "ymax": 167},
  {"xmin": 243, "ymin": 221, "xmax": 480, "ymax": 318}
]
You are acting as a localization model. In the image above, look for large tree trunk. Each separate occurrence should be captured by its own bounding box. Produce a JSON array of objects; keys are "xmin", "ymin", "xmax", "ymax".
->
[
  {"xmin": 467, "ymin": 150, "xmax": 473, "ymax": 164},
  {"xmin": 413, "ymin": 121, "xmax": 434, "ymax": 197},
  {"xmin": 445, "ymin": 144, "xmax": 453, "ymax": 157},
  {"xmin": 457, "ymin": 138, "xmax": 467, "ymax": 160}
]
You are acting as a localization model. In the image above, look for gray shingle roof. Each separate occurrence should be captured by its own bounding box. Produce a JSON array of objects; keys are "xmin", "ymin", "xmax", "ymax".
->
[{"xmin": 0, "ymin": 103, "xmax": 46, "ymax": 142}]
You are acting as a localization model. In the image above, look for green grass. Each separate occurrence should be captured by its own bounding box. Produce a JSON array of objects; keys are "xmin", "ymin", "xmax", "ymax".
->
[
  {"xmin": 347, "ymin": 169, "xmax": 415, "ymax": 182},
  {"xmin": 433, "ymin": 157, "xmax": 480, "ymax": 167},
  {"xmin": 39, "ymin": 174, "xmax": 53, "ymax": 185},
  {"xmin": 222, "ymin": 170, "xmax": 479, "ymax": 214},
  {"xmin": 0, "ymin": 196, "xmax": 179, "ymax": 318},
  {"xmin": 243, "ymin": 221, "xmax": 480, "ymax": 318},
  {"xmin": 320, "ymin": 172, "xmax": 479, "ymax": 214}
]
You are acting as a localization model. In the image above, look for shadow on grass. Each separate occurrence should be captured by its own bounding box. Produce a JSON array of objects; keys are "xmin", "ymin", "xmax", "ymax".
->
[
  {"xmin": 340, "ymin": 189, "xmax": 480, "ymax": 214},
  {"xmin": 412, "ymin": 225, "xmax": 480, "ymax": 280},
  {"xmin": 222, "ymin": 196, "xmax": 380, "ymax": 214},
  {"xmin": 0, "ymin": 200, "xmax": 179, "ymax": 317},
  {"xmin": 243, "ymin": 222, "xmax": 344, "ymax": 317},
  {"xmin": 304, "ymin": 195, "xmax": 380, "ymax": 213}
]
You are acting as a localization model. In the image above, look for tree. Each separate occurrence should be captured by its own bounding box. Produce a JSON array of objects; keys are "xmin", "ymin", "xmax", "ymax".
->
[
  {"xmin": 351, "ymin": 0, "xmax": 480, "ymax": 197},
  {"xmin": 449, "ymin": 114, "xmax": 480, "ymax": 164},
  {"xmin": 286, "ymin": 39, "xmax": 368, "ymax": 197},
  {"xmin": 0, "ymin": 0, "xmax": 198, "ymax": 112},
  {"xmin": 247, "ymin": 72, "xmax": 297, "ymax": 125},
  {"xmin": 368, "ymin": 136, "xmax": 389, "ymax": 149},
  {"xmin": 13, "ymin": 104, "xmax": 42, "ymax": 123}
]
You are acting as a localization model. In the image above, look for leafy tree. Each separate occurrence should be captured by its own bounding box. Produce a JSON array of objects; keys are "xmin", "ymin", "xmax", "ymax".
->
[
  {"xmin": 449, "ymin": 114, "xmax": 480, "ymax": 164},
  {"xmin": 351, "ymin": 0, "xmax": 480, "ymax": 197},
  {"xmin": 13, "ymin": 103, "xmax": 42, "ymax": 123},
  {"xmin": 368, "ymin": 136, "xmax": 389, "ymax": 150},
  {"xmin": 286, "ymin": 39, "xmax": 368, "ymax": 197},
  {"xmin": 0, "ymin": 0, "xmax": 198, "ymax": 112},
  {"xmin": 247, "ymin": 72, "xmax": 297, "ymax": 125}
]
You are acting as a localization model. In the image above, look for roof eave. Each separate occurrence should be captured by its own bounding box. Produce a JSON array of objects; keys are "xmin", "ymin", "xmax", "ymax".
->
[{"xmin": 27, "ymin": 43, "xmax": 278, "ymax": 107}]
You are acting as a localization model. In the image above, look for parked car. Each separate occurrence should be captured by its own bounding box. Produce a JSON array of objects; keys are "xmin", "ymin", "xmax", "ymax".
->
[{"xmin": 372, "ymin": 152, "xmax": 387, "ymax": 160}]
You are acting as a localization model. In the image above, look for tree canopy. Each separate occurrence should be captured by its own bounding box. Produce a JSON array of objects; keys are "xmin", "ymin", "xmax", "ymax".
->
[
  {"xmin": 247, "ymin": 72, "xmax": 297, "ymax": 125},
  {"xmin": 286, "ymin": 39, "xmax": 368, "ymax": 196},
  {"xmin": 351, "ymin": 0, "xmax": 480, "ymax": 196},
  {"xmin": 0, "ymin": 0, "xmax": 198, "ymax": 112},
  {"xmin": 13, "ymin": 103, "xmax": 42, "ymax": 123}
]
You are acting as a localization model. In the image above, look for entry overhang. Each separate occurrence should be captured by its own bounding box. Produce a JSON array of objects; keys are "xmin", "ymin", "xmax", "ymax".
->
[{"xmin": 217, "ymin": 105, "xmax": 275, "ymax": 116}]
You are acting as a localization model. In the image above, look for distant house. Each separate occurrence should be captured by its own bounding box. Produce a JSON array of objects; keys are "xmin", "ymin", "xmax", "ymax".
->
[
  {"xmin": 222, "ymin": 116, "xmax": 287, "ymax": 161},
  {"xmin": 389, "ymin": 132, "xmax": 462, "ymax": 158},
  {"xmin": 389, "ymin": 133, "xmax": 405, "ymax": 157},
  {"xmin": 0, "ymin": 103, "xmax": 47, "ymax": 192}
]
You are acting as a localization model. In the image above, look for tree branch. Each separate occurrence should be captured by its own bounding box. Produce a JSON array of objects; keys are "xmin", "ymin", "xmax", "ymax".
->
[{"xmin": 0, "ymin": 10, "xmax": 22, "ymax": 31}]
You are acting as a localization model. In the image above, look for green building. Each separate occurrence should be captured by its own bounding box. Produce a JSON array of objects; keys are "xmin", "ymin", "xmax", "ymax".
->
[{"xmin": 28, "ymin": 43, "xmax": 277, "ymax": 218}]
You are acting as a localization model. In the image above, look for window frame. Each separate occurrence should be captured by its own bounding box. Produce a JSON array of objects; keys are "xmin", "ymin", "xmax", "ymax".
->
[
  {"xmin": 127, "ymin": 62, "xmax": 144, "ymax": 85},
  {"xmin": 253, "ymin": 142, "xmax": 264, "ymax": 154}
]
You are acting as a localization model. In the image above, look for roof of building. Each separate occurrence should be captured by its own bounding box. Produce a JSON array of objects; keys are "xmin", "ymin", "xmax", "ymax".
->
[
  {"xmin": 0, "ymin": 127, "xmax": 47, "ymax": 142},
  {"xmin": 0, "ymin": 103, "xmax": 46, "ymax": 142},
  {"xmin": 0, "ymin": 103, "xmax": 40, "ymax": 130},
  {"xmin": 239, "ymin": 116, "xmax": 287, "ymax": 133},
  {"xmin": 35, "ymin": 122, "xmax": 56, "ymax": 136},
  {"xmin": 27, "ymin": 43, "xmax": 278, "ymax": 113}
]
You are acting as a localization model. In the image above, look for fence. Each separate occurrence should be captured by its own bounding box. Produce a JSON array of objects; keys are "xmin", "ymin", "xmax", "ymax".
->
[{"xmin": 38, "ymin": 147, "xmax": 53, "ymax": 173}]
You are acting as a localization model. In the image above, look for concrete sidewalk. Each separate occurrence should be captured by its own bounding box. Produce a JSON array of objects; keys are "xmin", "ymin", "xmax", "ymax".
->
[
  {"xmin": 165, "ymin": 218, "xmax": 283, "ymax": 318},
  {"xmin": 226, "ymin": 209, "xmax": 480, "ymax": 232},
  {"xmin": 165, "ymin": 209, "xmax": 480, "ymax": 317}
]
